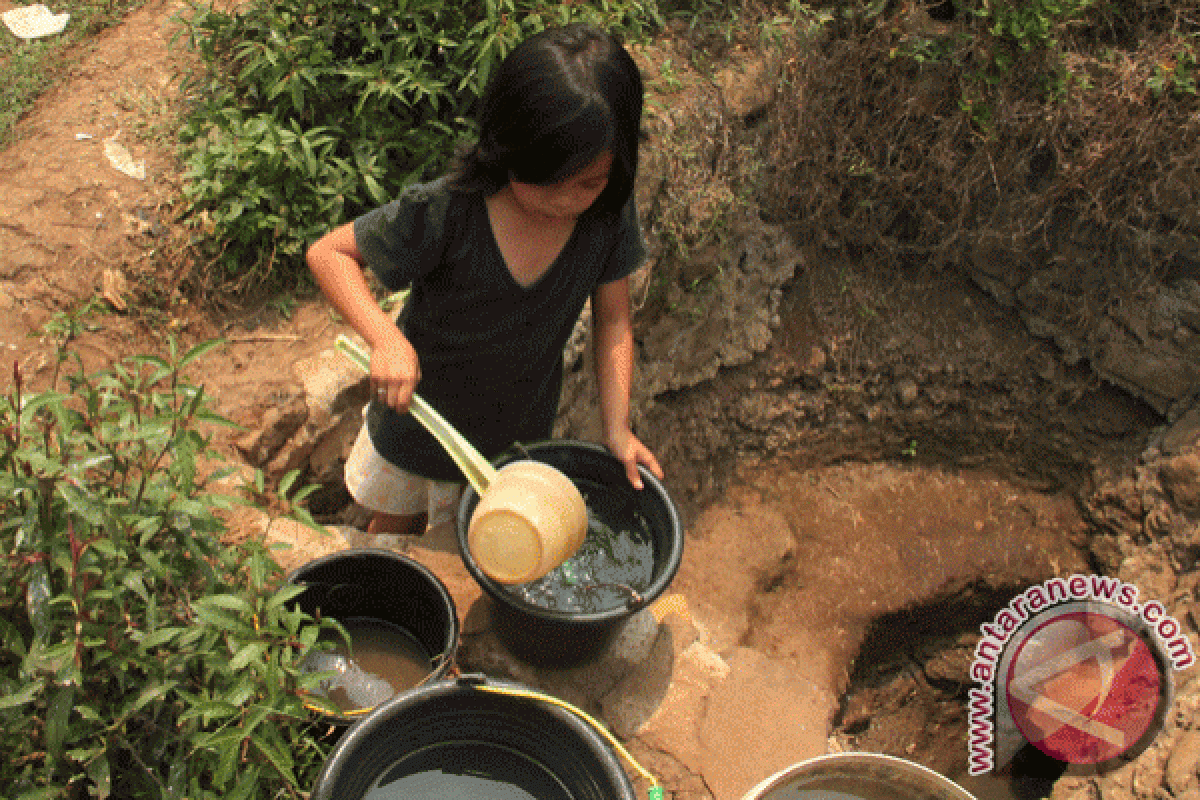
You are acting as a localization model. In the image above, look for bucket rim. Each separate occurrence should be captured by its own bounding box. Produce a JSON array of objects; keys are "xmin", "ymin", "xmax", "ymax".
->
[
  {"xmin": 738, "ymin": 752, "xmax": 979, "ymax": 800},
  {"xmin": 455, "ymin": 438, "xmax": 684, "ymax": 625},
  {"xmin": 312, "ymin": 675, "xmax": 637, "ymax": 800}
]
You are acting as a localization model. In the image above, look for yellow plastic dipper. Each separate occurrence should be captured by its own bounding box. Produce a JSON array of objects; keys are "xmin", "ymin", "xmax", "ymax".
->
[{"xmin": 336, "ymin": 335, "xmax": 587, "ymax": 584}]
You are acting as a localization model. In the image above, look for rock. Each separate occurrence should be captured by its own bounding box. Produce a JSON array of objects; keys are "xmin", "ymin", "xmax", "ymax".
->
[
  {"xmin": 1131, "ymin": 745, "xmax": 1168, "ymax": 797},
  {"xmin": 715, "ymin": 55, "xmax": 773, "ymax": 120},
  {"xmin": 100, "ymin": 268, "xmax": 128, "ymax": 312},
  {"xmin": 897, "ymin": 379, "xmax": 919, "ymax": 407},
  {"xmin": 1048, "ymin": 775, "xmax": 1097, "ymax": 800},
  {"xmin": 611, "ymin": 212, "xmax": 798, "ymax": 398},
  {"xmin": 458, "ymin": 610, "xmax": 663, "ymax": 713},
  {"xmin": 628, "ymin": 640, "xmax": 730, "ymax": 775},
  {"xmin": 1162, "ymin": 404, "xmax": 1200, "ymax": 455},
  {"xmin": 292, "ymin": 345, "xmax": 368, "ymax": 417},
  {"xmin": 233, "ymin": 396, "xmax": 308, "ymax": 466},
  {"xmin": 1161, "ymin": 452, "xmax": 1200, "ymax": 513},
  {"xmin": 239, "ymin": 511, "xmax": 348, "ymax": 575},
  {"xmin": 923, "ymin": 646, "xmax": 974, "ymax": 684},
  {"xmin": 307, "ymin": 407, "xmax": 364, "ymax": 485},
  {"xmin": 697, "ymin": 648, "xmax": 833, "ymax": 800},
  {"xmin": 264, "ymin": 343, "xmax": 369, "ymax": 483},
  {"xmin": 601, "ymin": 621, "xmax": 675, "ymax": 737},
  {"xmin": 970, "ymin": 232, "xmax": 1026, "ymax": 285},
  {"xmin": 801, "ymin": 346, "xmax": 828, "ymax": 378},
  {"xmin": 1166, "ymin": 730, "xmax": 1200, "ymax": 794},
  {"xmin": 554, "ymin": 610, "xmax": 661, "ymax": 703},
  {"xmin": 1097, "ymin": 323, "xmax": 1199, "ymax": 415}
]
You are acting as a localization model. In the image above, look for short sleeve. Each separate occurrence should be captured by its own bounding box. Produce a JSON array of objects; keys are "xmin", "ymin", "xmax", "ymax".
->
[
  {"xmin": 352, "ymin": 178, "xmax": 453, "ymax": 290},
  {"xmin": 597, "ymin": 193, "xmax": 647, "ymax": 285}
]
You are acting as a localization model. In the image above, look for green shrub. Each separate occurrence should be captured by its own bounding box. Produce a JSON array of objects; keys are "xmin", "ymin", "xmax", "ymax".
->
[
  {"xmin": 176, "ymin": 0, "xmax": 664, "ymax": 292},
  {"xmin": 0, "ymin": 315, "xmax": 341, "ymax": 798}
]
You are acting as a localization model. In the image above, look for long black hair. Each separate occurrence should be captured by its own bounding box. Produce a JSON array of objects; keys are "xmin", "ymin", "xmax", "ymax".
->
[{"xmin": 450, "ymin": 23, "xmax": 643, "ymax": 216}]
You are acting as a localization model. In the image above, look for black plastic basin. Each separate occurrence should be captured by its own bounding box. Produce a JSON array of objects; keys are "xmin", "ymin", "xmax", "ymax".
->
[
  {"xmin": 311, "ymin": 676, "xmax": 637, "ymax": 799},
  {"xmin": 286, "ymin": 549, "xmax": 459, "ymax": 728}
]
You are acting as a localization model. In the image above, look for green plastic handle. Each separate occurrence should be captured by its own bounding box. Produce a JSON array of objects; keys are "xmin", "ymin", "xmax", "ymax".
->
[{"xmin": 335, "ymin": 334, "xmax": 496, "ymax": 496}]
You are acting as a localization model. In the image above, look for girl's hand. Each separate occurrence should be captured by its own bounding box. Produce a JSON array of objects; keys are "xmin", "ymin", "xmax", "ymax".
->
[
  {"xmin": 371, "ymin": 332, "xmax": 421, "ymax": 413},
  {"xmin": 605, "ymin": 428, "xmax": 664, "ymax": 491}
]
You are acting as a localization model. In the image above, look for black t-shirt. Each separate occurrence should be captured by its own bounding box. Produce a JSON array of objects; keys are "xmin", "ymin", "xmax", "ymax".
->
[{"xmin": 353, "ymin": 177, "xmax": 646, "ymax": 481}]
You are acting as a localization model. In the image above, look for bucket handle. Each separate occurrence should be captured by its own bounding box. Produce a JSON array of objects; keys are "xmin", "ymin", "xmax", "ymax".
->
[{"xmin": 459, "ymin": 674, "xmax": 662, "ymax": 800}]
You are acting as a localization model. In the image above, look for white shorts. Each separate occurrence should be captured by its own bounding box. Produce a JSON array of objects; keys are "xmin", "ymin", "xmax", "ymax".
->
[{"xmin": 344, "ymin": 421, "xmax": 464, "ymax": 536}]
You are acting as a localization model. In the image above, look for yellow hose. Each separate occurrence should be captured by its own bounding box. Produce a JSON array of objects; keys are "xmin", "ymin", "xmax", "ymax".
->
[{"xmin": 473, "ymin": 683, "xmax": 661, "ymax": 795}]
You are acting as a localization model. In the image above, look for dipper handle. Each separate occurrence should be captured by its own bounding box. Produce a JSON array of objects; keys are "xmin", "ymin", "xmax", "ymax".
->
[{"xmin": 335, "ymin": 335, "xmax": 497, "ymax": 496}]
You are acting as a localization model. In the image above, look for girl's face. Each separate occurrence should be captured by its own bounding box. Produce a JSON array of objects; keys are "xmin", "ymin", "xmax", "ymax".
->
[{"xmin": 508, "ymin": 150, "xmax": 612, "ymax": 222}]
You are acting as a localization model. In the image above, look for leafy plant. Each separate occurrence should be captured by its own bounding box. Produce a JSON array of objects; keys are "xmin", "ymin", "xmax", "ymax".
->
[
  {"xmin": 1147, "ymin": 47, "xmax": 1197, "ymax": 97},
  {"xmin": 976, "ymin": 0, "xmax": 1094, "ymax": 52},
  {"xmin": 176, "ymin": 0, "xmax": 664, "ymax": 292},
  {"xmin": 0, "ymin": 314, "xmax": 341, "ymax": 798}
]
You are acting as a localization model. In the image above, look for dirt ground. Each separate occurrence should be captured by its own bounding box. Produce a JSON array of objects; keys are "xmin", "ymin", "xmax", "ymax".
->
[{"xmin": 0, "ymin": 5, "xmax": 1158, "ymax": 799}]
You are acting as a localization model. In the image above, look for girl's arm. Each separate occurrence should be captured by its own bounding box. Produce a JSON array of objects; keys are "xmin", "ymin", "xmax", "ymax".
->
[
  {"xmin": 306, "ymin": 223, "xmax": 421, "ymax": 411},
  {"xmin": 592, "ymin": 276, "xmax": 664, "ymax": 489}
]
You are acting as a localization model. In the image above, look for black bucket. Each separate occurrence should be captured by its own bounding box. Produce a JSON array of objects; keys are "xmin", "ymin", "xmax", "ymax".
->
[
  {"xmin": 457, "ymin": 440, "xmax": 683, "ymax": 666},
  {"xmin": 311, "ymin": 675, "xmax": 637, "ymax": 800},
  {"xmin": 286, "ymin": 549, "xmax": 458, "ymax": 730}
]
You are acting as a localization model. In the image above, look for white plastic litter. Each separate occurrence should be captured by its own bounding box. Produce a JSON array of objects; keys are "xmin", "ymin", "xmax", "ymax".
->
[
  {"xmin": 301, "ymin": 651, "xmax": 395, "ymax": 710},
  {"xmin": 103, "ymin": 135, "xmax": 145, "ymax": 181},
  {"xmin": 2, "ymin": 5, "xmax": 69, "ymax": 39}
]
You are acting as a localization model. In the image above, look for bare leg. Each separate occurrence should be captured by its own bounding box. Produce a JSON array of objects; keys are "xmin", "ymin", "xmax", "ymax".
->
[{"xmin": 368, "ymin": 512, "xmax": 428, "ymax": 537}]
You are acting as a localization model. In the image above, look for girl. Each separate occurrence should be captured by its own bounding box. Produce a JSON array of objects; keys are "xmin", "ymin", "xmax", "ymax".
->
[{"xmin": 306, "ymin": 23, "xmax": 663, "ymax": 537}]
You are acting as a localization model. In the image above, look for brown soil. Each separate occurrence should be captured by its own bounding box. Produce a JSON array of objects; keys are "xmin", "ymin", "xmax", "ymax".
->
[{"xmin": 0, "ymin": 6, "xmax": 1162, "ymax": 800}]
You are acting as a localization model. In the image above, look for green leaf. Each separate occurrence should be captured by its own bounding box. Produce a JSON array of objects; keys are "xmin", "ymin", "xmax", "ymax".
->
[
  {"xmin": 88, "ymin": 753, "xmax": 112, "ymax": 800},
  {"xmin": 197, "ymin": 593, "xmax": 255, "ymax": 615},
  {"xmin": 0, "ymin": 680, "xmax": 43, "ymax": 710},
  {"xmin": 229, "ymin": 642, "xmax": 267, "ymax": 671},
  {"xmin": 46, "ymin": 684, "xmax": 75, "ymax": 761},
  {"xmin": 179, "ymin": 339, "xmax": 225, "ymax": 369},
  {"xmin": 227, "ymin": 765, "xmax": 262, "ymax": 800},
  {"xmin": 242, "ymin": 703, "xmax": 273, "ymax": 735},
  {"xmin": 16, "ymin": 788, "xmax": 65, "ymax": 800},
  {"xmin": 122, "ymin": 572, "xmax": 150, "ymax": 604},
  {"xmin": 266, "ymin": 583, "xmax": 308, "ymax": 610},
  {"xmin": 24, "ymin": 641, "xmax": 73, "ymax": 678},
  {"xmin": 250, "ymin": 731, "xmax": 296, "ymax": 784},
  {"xmin": 139, "ymin": 626, "xmax": 183, "ymax": 649},
  {"xmin": 214, "ymin": 729, "xmax": 241, "ymax": 786},
  {"xmin": 192, "ymin": 605, "xmax": 244, "ymax": 633},
  {"xmin": 181, "ymin": 700, "xmax": 240, "ymax": 724},
  {"xmin": 76, "ymin": 703, "xmax": 102, "ymax": 722},
  {"xmin": 278, "ymin": 468, "xmax": 301, "ymax": 500},
  {"xmin": 130, "ymin": 681, "xmax": 178, "ymax": 714}
]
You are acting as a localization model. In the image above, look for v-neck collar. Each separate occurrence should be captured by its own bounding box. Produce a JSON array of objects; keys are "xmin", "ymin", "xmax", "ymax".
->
[{"xmin": 479, "ymin": 191, "xmax": 582, "ymax": 292}]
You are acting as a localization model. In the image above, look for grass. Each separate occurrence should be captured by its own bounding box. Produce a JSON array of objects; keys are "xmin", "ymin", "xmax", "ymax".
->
[{"xmin": 0, "ymin": 0, "xmax": 147, "ymax": 144}]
